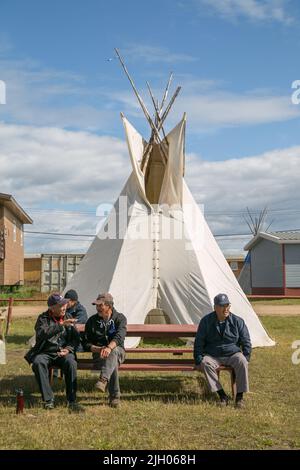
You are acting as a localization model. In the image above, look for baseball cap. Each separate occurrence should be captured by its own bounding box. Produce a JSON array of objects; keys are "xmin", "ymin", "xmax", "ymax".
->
[
  {"xmin": 47, "ymin": 293, "xmax": 69, "ymax": 307},
  {"xmin": 214, "ymin": 293, "xmax": 230, "ymax": 306},
  {"xmin": 92, "ymin": 293, "xmax": 113, "ymax": 305},
  {"xmin": 64, "ymin": 289, "xmax": 78, "ymax": 301}
]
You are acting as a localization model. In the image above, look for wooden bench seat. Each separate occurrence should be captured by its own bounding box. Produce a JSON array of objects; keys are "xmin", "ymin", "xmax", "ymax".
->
[{"xmin": 49, "ymin": 324, "xmax": 237, "ymax": 397}]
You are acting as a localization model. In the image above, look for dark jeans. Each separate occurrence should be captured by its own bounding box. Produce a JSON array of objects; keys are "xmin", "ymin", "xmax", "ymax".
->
[
  {"xmin": 32, "ymin": 352, "xmax": 77, "ymax": 403},
  {"xmin": 93, "ymin": 346, "xmax": 125, "ymax": 398}
]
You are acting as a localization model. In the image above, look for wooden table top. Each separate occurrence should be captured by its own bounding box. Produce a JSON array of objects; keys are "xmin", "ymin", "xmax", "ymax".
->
[{"xmin": 76, "ymin": 323, "xmax": 198, "ymax": 337}]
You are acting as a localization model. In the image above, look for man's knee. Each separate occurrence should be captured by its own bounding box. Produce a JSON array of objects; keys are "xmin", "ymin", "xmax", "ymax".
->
[
  {"xmin": 231, "ymin": 353, "xmax": 248, "ymax": 367},
  {"xmin": 63, "ymin": 354, "xmax": 77, "ymax": 370},
  {"xmin": 32, "ymin": 355, "xmax": 48, "ymax": 369},
  {"xmin": 201, "ymin": 356, "xmax": 217, "ymax": 370}
]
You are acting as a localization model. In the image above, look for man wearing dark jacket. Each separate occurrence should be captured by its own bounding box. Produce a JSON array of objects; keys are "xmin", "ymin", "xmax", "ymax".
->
[
  {"xmin": 24, "ymin": 293, "xmax": 84, "ymax": 412},
  {"xmin": 83, "ymin": 292, "xmax": 127, "ymax": 408},
  {"xmin": 194, "ymin": 293, "xmax": 252, "ymax": 408},
  {"xmin": 64, "ymin": 289, "xmax": 88, "ymax": 351}
]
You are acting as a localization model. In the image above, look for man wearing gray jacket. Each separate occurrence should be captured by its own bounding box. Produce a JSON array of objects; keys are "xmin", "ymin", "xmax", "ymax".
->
[{"xmin": 194, "ymin": 293, "xmax": 252, "ymax": 408}]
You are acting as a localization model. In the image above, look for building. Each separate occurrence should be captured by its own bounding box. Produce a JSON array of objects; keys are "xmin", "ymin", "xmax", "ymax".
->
[
  {"xmin": 24, "ymin": 253, "xmax": 84, "ymax": 292},
  {"xmin": 0, "ymin": 193, "xmax": 32, "ymax": 286},
  {"xmin": 244, "ymin": 231, "xmax": 300, "ymax": 295},
  {"xmin": 225, "ymin": 255, "xmax": 244, "ymax": 278}
]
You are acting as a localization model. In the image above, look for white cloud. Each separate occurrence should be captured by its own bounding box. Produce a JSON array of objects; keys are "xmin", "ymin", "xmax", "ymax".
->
[
  {"xmin": 122, "ymin": 44, "xmax": 197, "ymax": 64},
  {"xmin": 1, "ymin": 40, "xmax": 298, "ymax": 134},
  {"xmin": 0, "ymin": 52, "xmax": 117, "ymax": 131},
  {"xmin": 175, "ymin": 91, "xmax": 300, "ymax": 131},
  {"xmin": 185, "ymin": 145, "xmax": 300, "ymax": 252},
  {"xmin": 0, "ymin": 123, "xmax": 129, "ymax": 206},
  {"xmin": 196, "ymin": 0, "xmax": 294, "ymax": 24},
  {"xmin": 1, "ymin": 122, "xmax": 299, "ymax": 254},
  {"xmin": 113, "ymin": 85, "xmax": 300, "ymax": 132}
]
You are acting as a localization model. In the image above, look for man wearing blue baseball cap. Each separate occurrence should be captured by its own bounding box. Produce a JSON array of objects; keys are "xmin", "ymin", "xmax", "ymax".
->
[
  {"xmin": 194, "ymin": 293, "xmax": 252, "ymax": 408},
  {"xmin": 24, "ymin": 292, "xmax": 84, "ymax": 412}
]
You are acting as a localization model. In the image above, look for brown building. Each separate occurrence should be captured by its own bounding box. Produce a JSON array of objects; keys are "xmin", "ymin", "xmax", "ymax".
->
[
  {"xmin": 0, "ymin": 193, "xmax": 32, "ymax": 286},
  {"xmin": 225, "ymin": 255, "xmax": 244, "ymax": 278}
]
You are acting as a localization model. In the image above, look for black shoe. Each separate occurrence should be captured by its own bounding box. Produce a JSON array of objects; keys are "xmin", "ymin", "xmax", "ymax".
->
[
  {"xmin": 68, "ymin": 402, "xmax": 85, "ymax": 413},
  {"xmin": 44, "ymin": 399, "xmax": 55, "ymax": 410}
]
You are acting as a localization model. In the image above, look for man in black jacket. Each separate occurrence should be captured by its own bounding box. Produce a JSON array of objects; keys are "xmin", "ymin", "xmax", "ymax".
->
[
  {"xmin": 83, "ymin": 292, "xmax": 127, "ymax": 408},
  {"xmin": 194, "ymin": 293, "xmax": 252, "ymax": 408},
  {"xmin": 24, "ymin": 293, "xmax": 84, "ymax": 412},
  {"xmin": 64, "ymin": 289, "xmax": 88, "ymax": 351}
]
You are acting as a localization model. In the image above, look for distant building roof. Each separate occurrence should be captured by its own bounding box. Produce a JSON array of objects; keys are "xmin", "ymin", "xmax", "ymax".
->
[
  {"xmin": 244, "ymin": 230, "xmax": 300, "ymax": 251},
  {"xmin": 269, "ymin": 231, "xmax": 300, "ymax": 240},
  {"xmin": 0, "ymin": 193, "xmax": 33, "ymax": 224},
  {"xmin": 25, "ymin": 253, "xmax": 85, "ymax": 258},
  {"xmin": 225, "ymin": 255, "xmax": 245, "ymax": 261}
]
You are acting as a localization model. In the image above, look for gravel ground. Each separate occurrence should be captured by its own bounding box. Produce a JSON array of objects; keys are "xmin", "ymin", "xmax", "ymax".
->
[{"xmin": 6, "ymin": 303, "xmax": 300, "ymax": 318}]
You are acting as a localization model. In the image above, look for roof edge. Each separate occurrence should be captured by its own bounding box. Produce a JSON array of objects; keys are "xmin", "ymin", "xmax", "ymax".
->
[{"xmin": 0, "ymin": 193, "xmax": 33, "ymax": 224}]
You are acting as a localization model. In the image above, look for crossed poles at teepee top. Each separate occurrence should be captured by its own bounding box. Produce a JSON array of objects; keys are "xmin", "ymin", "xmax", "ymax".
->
[{"xmin": 115, "ymin": 48, "xmax": 181, "ymax": 172}]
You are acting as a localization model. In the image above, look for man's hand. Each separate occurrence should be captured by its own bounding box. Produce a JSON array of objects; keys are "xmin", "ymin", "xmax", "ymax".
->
[
  {"xmin": 100, "ymin": 347, "xmax": 111, "ymax": 358},
  {"xmin": 57, "ymin": 348, "xmax": 70, "ymax": 357},
  {"xmin": 63, "ymin": 318, "xmax": 77, "ymax": 327}
]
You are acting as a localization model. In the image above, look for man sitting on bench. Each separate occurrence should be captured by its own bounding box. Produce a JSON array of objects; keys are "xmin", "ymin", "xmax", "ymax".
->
[
  {"xmin": 194, "ymin": 293, "xmax": 252, "ymax": 408},
  {"xmin": 24, "ymin": 293, "xmax": 84, "ymax": 412},
  {"xmin": 82, "ymin": 293, "xmax": 127, "ymax": 408}
]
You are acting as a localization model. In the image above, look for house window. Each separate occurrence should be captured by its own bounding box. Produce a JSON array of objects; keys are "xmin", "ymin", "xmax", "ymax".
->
[
  {"xmin": 230, "ymin": 261, "xmax": 238, "ymax": 271},
  {"xmin": 20, "ymin": 225, "xmax": 23, "ymax": 246},
  {"xmin": 13, "ymin": 220, "xmax": 17, "ymax": 242}
]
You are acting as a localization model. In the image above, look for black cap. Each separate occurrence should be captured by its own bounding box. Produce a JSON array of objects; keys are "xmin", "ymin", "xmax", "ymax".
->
[
  {"xmin": 64, "ymin": 289, "xmax": 78, "ymax": 301},
  {"xmin": 214, "ymin": 293, "xmax": 230, "ymax": 306}
]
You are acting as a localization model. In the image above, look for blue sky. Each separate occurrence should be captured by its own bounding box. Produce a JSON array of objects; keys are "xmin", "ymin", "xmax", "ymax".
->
[{"xmin": 1, "ymin": 0, "xmax": 300, "ymax": 254}]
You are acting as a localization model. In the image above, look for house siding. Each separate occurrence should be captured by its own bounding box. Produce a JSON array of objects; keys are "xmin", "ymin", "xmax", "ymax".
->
[
  {"xmin": 285, "ymin": 244, "xmax": 300, "ymax": 288},
  {"xmin": 251, "ymin": 239, "xmax": 283, "ymax": 288}
]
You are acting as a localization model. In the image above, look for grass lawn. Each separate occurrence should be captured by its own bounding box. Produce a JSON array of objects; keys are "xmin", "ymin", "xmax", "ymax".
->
[{"xmin": 0, "ymin": 316, "xmax": 299, "ymax": 450}]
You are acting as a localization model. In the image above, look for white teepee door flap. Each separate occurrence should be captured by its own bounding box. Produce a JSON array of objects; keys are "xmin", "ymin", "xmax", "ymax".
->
[
  {"xmin": 159, "ymin": 115, "xmax": 186, "ymax": 207},
  {"xmin": 122, "ymin": 116, "xmax": 151, "ymax": 208}
]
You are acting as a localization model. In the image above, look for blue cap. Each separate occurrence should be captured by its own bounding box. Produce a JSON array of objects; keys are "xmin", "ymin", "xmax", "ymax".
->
[
  {"xmin": 214, "ymin": 293, "xmax": 230, "ymax": 306},
  {"xmin": 47, "ymin": 293, "xmax": 69, "ymax": 307}
]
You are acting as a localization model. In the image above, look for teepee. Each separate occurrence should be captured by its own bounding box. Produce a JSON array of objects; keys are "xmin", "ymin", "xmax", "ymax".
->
[{"xmin": 65, "ymin": 50, "xmax": 274, "ymax": 349}]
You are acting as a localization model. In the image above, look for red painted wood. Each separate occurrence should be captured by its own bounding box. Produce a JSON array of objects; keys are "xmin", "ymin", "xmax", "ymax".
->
[
  {"xmin": 76, "ymin": 323, "xmax": 197, "ymax": 337},
  {"xmin": 251, "ymin": 287, "xmax": 285, "ymax": 295}
]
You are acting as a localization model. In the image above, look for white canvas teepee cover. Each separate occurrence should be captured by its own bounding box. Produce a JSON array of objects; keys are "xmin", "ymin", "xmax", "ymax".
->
[{"xmin": 65, "ymin": 115, "xmax": 274, "ymax": 348}]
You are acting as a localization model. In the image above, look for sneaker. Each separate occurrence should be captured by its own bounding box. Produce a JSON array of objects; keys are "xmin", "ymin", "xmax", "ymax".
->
[
  {"xmin": 235, "ymin": 399, "xmax": 245, "ymax": 409},
  {"xmin": 218, "ymin": 396, "xmax": 229, "ymax": 407},
  {"xmin": 109, "ymin": 397, "xmax": 120, "ymax": 408},
  {"xmin": 68, "ymin": 402, "xmax": 85, "ymax": 413},
  {"xmin": 95, "ymin": 377, "xmax": 108, "ymax": 393},
  {"xmin": 44, "ymin": 399, "xmax": 55, "ymax": 410}
]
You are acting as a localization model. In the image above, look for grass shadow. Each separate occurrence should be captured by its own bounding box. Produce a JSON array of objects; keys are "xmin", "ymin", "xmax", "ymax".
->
[{"xmin": 6, "ymin": 335, "xmax": 32, "ymax": 346}]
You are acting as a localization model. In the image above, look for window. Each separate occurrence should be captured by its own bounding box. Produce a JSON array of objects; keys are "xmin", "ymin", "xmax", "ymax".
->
[
  {"xmin": 13, "ymin": 220, "xmax": 17, "ymax": 242},
  {"xmin": 230, "ymin": 261, "xmax": 238, "ymax": 271},
  {"xmin": 20, "ymin": 225, "xmax": 23, "ymax": 246}
]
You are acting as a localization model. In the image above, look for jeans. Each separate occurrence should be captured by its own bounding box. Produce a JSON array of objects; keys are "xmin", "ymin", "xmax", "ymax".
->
[
  {"xmin": 32, "ymin": 352, "xmax": 77, "ymax": 402},
  {"xmin": 93, "ymin": 346, "xmax": 125, "ymax": 398}
]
